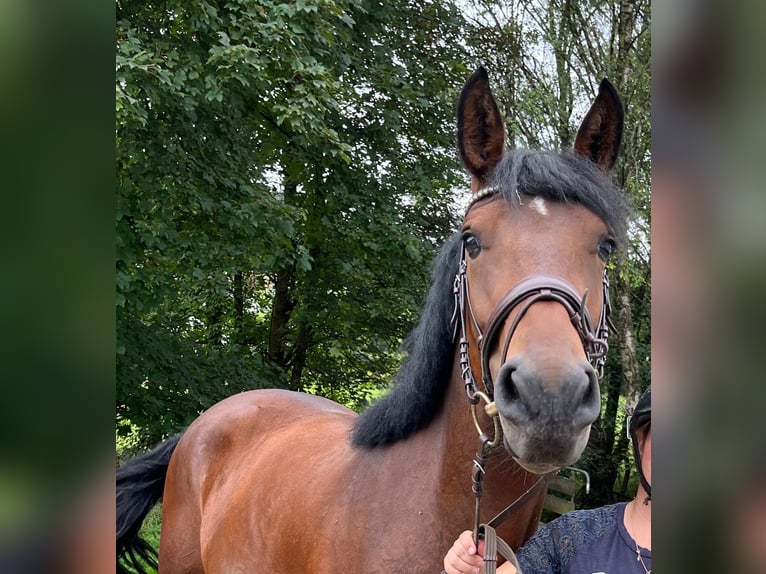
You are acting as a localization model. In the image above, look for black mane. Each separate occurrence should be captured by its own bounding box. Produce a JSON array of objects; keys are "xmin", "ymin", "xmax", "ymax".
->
[
  {"xmin": 350, "ymin": 233, "xmax": 461, "ymax": 447},
  {"xmin": 350, "ymin": 149, "xmax": 629, "ymax": 448}
]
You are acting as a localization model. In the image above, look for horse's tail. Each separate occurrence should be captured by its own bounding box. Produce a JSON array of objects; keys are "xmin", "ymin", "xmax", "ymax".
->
[{"xmin": 117, "ymin": 434, "xmax": 182, "ymax": 574}]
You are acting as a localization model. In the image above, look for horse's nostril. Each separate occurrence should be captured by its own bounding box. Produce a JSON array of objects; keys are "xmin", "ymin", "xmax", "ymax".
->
[
  {"xmin": 573, "ymin": 366, "xmax": 601, "ymax": 427},
  {"xmin": 495, "ymin": 362, "xmax": 535, "ymax": 420},
  {"xmin": 585, "ymin": 369, "xmax": 598, "ymax": 402},
  {"xmin": 497, "ymin": 360, "xmax": 601, "ymax": 430},
  {"xmin": 505, "ymin": 372, "xmax": 520, "ymax": 403}
]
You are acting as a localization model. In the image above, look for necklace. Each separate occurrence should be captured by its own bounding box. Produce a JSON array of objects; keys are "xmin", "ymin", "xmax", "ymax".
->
[{"xmin": 635, "ymin": 543, "xmax": 651, "ymax": 574}]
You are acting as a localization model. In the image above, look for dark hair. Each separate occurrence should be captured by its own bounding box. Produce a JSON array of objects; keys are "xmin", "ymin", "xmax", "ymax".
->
[
  {"xmin": 488, "ymin": 149, "xmax": 630, "ymax": 247},
  {"xmin": 350, "ymin": 233, "xmax": 462, "ymax": 448}
]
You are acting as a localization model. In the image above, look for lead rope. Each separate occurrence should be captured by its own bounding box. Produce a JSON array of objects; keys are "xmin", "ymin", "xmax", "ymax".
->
[
  {"xmin": 441, "ymin": 439, "xmax": 524, "ymax": 574},
  {"xmin": 471, "ymin": 439, "xmax": 492, "ymax": 545},
  {"xmin": 471, "ymin": 435, "xmax": 546, "ymax": 574},
  {"xmin": 478, "ymin": 524, "xmax": 522, "ymax": 574}
]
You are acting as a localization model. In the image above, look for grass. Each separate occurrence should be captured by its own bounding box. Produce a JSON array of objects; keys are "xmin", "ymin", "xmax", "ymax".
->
[
  {"xmin": 141, "ymin": 503, "xmax": 162, "ymax": 552},
  {"xmin": 121, "ymin": 504, "xmax": 162, "ymax": 574}
]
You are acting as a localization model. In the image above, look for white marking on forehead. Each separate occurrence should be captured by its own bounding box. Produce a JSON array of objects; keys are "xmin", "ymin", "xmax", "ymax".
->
[{"xmin": 529, "ymin": 196, "xmax": 548, "ymax": 215}]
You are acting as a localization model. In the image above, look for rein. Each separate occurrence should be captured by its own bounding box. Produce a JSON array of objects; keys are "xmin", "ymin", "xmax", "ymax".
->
[{"xmin": 448, "ymin": 188, "xmax": 615, "ymax": 571}]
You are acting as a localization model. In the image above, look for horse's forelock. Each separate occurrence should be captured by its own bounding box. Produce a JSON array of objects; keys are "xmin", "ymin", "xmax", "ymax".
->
[
  {"xmin": 490, "ymin": 149, "xmax": 629, "ymax": 247},
  {"xmin": 350, "ymin": 233, "xmax": 461, "ymax": 448}
]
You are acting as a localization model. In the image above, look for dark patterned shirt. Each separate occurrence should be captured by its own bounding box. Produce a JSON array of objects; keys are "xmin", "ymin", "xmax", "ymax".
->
[{"xmin": 515, "ymin": 502, "xmax": 651, "ymax": 574}]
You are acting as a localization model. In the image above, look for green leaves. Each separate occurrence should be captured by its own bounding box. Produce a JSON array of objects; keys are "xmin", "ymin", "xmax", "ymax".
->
[{"xmin": 116, "ymin": 0, "xmax": 469, "ymax": 441}]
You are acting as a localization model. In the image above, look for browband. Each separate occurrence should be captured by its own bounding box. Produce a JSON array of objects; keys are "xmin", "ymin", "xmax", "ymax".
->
[{"xmin": 465, "ymin": 186, "xmax": 501, "ymax": 215}]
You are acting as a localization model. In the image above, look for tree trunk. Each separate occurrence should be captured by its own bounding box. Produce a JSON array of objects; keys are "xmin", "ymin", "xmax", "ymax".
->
[
  {"xmin": 206, "ymin": 301, "xmax": 224, "ymax": 345},
  {"xmin": 289, "ymin": 323, "xmax": 313, "ymax": 391},
  {"xmin": 552, "ymin": 0, "xmax": 574, "ymax": 149},
  {"xmin": 267, "ymin": 181, "xmax": 298, "ymax": 369},
  {"xmin": 615, "ymin": 269, "xmax": 642, "ymax": 402},
  {"xmin": 617, "ymin": 0, "xmax": 638, "ymax": 84},
  {"xmin": 613, "ymin": 0, "xmax": 646, "ymax": 414},
  {"xmin": 267, "ymin": 266, "xmax": 295, "ymax": 366},
  {"xmin": 233, "ymin": 270, "xmax": 245, "ymax": 345}
]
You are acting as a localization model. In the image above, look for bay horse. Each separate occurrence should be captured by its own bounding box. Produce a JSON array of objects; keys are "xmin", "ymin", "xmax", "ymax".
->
[{"xmin": 117, "ymin": 67, "xmax": 627, "ymax": 573}]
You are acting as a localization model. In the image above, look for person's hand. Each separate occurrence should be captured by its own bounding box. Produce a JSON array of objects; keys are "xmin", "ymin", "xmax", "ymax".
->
[
  {"xmin": 443, "ymin": 530, "xmax": 519, "ymax": 574},
  {"xmin": 443, "ymin": 530, "xmax": 484, "ymax": 574}
]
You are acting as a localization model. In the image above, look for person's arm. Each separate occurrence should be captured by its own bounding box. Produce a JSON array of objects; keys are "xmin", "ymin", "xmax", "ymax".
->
[{"xmin": 443, "ymin": 530, "xmax": 517, "ymax": 574}]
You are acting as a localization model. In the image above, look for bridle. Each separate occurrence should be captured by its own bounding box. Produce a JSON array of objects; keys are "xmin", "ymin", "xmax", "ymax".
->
[
  {"xmin": 450, "ymin": 188, "xmax": 614, "ymax": 428},
  {"xmin": 449, "ymin": 187, "xmax": 615, "ymax": 556}
]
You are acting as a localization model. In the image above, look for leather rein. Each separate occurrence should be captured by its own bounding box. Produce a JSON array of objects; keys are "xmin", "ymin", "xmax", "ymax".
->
[{"xmin": 447, "ymin": 188, "xmax": 615, "ymax": 571}]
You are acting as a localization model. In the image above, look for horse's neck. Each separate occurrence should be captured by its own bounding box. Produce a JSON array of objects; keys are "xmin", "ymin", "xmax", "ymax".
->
[
  {"xmin": 343, "ymin": 364, "xmax": 543, "ymax": 562},
  {"xmin": 434, "ymin": 365, "xmax": 488, "ymax": 495}
]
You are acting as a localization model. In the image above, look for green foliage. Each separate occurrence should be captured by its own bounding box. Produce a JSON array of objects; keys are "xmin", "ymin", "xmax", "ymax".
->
[{"xmin": 116, "ymin": 0, "xmax": 469, "ymax": 442}]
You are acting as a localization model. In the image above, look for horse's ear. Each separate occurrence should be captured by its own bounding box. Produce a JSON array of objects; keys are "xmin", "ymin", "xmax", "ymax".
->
[
  {"xmin": 457, "ymin": 67, "xmax": 506, "ymax": 188},
  {"xmin": 574, "ymin": 78, "xmax": 624, "ymax": 172}
]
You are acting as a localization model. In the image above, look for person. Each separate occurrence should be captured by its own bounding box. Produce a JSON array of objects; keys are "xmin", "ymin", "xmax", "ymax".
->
[{"xmin": 443, "ymin": 388, "xmax": 651, "ymax": 574}]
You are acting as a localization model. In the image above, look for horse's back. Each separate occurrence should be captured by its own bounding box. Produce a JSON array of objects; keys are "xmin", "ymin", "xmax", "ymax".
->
[{"xmin": 159, "ymin": 389, "xmax": 358, "ymax": 573}]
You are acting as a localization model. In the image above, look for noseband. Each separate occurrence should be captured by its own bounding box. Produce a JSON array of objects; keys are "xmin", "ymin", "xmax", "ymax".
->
[{"xmin": 450, "ymin": 193, "xmax": 614, "ymax": 411}]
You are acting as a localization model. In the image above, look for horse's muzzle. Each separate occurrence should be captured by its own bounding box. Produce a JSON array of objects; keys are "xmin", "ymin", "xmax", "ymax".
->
[{"xmin": 493, "ymin": 358, "xmax": 600, "ymax": 467}]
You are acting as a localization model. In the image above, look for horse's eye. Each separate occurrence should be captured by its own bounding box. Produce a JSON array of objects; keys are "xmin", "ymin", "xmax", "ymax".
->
[
  {"xmin": 598, "ymin": 237, "xmax": 616, "ymax": 262},
  {"xmin": 462, "ymin": 233, "xmax": 482, "ymax": 259}
]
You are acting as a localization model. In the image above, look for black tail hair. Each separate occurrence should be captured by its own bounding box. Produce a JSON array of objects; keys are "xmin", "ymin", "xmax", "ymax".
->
[{"xmin": 117, "ymin": 434, "xmax": 182, "ymax": 574}]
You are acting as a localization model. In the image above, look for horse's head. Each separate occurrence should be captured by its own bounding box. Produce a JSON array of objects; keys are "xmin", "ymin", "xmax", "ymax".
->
[{"xmin": 455, "ymin": 67, "xmax": 626, "ymax": 473}]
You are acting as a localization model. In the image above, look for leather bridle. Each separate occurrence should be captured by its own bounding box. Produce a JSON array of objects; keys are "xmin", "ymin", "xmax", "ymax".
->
[
  {"xmin": 451, "ymin": 190, "xmax": 614, "ymax": 414},
  {"xmin": 449, "ymin": 188, "xmax": 616, "ymax": 557}
]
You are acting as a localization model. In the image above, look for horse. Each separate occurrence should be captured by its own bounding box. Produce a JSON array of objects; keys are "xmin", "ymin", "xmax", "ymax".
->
[{"xmin": 117, "ymin": 66, "xmax": 628, "ymax": 573}]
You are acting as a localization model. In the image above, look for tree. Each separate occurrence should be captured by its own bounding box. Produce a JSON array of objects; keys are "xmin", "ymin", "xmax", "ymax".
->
[{"xmin": 116, "ymin": 0, "xmax": 469, "ymax": 446}]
